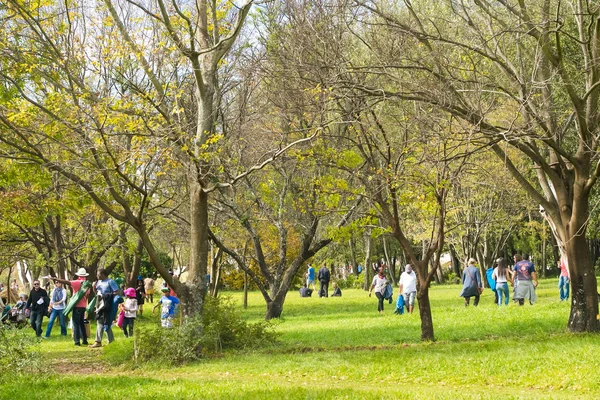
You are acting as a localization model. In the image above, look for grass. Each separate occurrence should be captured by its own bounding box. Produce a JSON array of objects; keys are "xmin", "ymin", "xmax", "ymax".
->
[{"xmin": 2, "ymin": 279, "xmax": 599, "ymax": 399}]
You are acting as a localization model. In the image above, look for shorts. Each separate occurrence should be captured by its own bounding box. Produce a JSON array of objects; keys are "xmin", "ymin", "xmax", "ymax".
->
[
  {"xmin": 306, "ymin": 279, "xmax": 315, "ymax": 285},
  {"xmin": 146, "ymin": 289, "xmax": 154, "ymax": 295},
  {"xmin": 403, "ymin": 291, "xmax": 416, "ymax": 306}
]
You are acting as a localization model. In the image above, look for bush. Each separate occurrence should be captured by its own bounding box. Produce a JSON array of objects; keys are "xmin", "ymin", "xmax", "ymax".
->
[
  {"xmin": 133, "ymin": 296, "xmax": 277, "ymax": 365},
  {"xmin": 446, "ymin": 272, "xmax": 461, "ymax": 284},
  {"xmin": 335, "ymin": 274, "xmax": 355, "ymax": 289},
  {"xmin": 0, "ymin": 325, "xmax": 41, "ymax": 379},
  {"xmin": 353, "ymin": 272, "xmax": 365, "ymax": 289}
]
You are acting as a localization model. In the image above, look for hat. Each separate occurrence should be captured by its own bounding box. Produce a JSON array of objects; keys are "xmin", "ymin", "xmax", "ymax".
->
[
  {"xmin": 75, "ymin": 268, "xmax": 89, "ymax": 277},
  {"xmin": 161, "ymin": 287, "xmax": 170, "ymax": 293},
  {"xmin": 124, "ymin": 288, "xmax": 136, "ymax": 298}
]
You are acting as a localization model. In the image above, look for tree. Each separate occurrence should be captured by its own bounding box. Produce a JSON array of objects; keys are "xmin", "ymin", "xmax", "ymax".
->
[
  {"xmin": 345, "ymin": 103, "xmax": 465, "ymax": 340},
  {"xmin": 354, "ymin": 0, "xmax": 600, "ymax": 332}
]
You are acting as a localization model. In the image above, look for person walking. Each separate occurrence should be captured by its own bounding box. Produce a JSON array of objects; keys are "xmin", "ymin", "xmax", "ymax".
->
[
  {"xmin": 306, "ymin": 264, "xmax": 316, "ymax": 292},
  {"xmin": 513, "ymin": 254, "xmax": 538, "ymax": 306},
  {"xmin": 558, "ymin": 257, "xmax": 570, "ymax": 301},
  {"xmin": 317, "ymin": 263, "xmax": 331, "ymax": 298},
  {"xmin": 399, "ymin": 264, "xmax": 417, "ymax": 314},
  {"xmin": 492, "ymin": 258, "xmax": 513, "ymax": 306},
  {"xmin": 459, "ymin": 258, "xmax": 483, "ymax": 307},
  {"xmin": 25, "ymin": 279, "xmax": 48, "ymax": 337},
  {"xmin": 369, "ymin": 266, "xmax": 389, "ymax": 313},
  {"xmin": 153, "ymin": 287, "xmax": 180, "ymax": 328},
  {"xmin": 45, "ymin": 281, "xmax": 67, "ymax": 337},
  {"xmin": 143, "ymin": 275, "xmax": 155, "ymax": 303},
  {"xmin": 53, "ymin": 268, "xmax": 91, "ymax": 346},
  {"xmin": 89, "ymin": 269, "xmax": 119, "ymax": 348},
  {"xmin": 122, "ymin": 287, "xmax": 138, "ymax": 337},
  {"xmin": 136, "ymin": 278, "xmax": 146, "ymax": 317}
]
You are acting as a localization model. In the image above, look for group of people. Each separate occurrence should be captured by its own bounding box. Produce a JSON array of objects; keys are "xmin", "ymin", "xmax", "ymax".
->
[
  {"xmin": 460, "ymin": 254, "xmax": 559, "ymax": 307},
  {"xmin": 12, "ymin": 268, "xmax": 180, "ymax": 346},
  {"xmin": 369, "ymin": 264, "xmax": 417, "ymax": 314},
  {"xmin": 301, "ymin": 263, "xmax": 341, "ymax": 298}
]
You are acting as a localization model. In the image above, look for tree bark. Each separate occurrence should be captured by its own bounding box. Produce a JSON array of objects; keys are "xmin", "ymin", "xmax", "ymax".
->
[
  {"xmin": 416, "ymin": 271, "xmax": 434, "ymax": 341},
  {"xmin": 565, "ymin": 224, "xmax": 599, "ymax": 332}
]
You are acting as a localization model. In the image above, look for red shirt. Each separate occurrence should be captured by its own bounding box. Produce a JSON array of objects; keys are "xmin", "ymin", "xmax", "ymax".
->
[
  {"xmin": 559, "ymin": 261, "xmax": 569, "ymax": 277},
  {"xmin": 71, "ymin": 278, "xmax": 89, "ymax": 308}
]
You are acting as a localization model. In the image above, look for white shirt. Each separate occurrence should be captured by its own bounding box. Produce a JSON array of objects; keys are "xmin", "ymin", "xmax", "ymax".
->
[
  {"xmin": 399, "ymin": 271, "xmax": 417, "ymax": 294},
  {"xmin": 371, "ymin": 275, "xmax": 388, "ymax": 294},
  {"xmin": 124, "ymin": 298, "xmax": 138, "ymax": 318}
]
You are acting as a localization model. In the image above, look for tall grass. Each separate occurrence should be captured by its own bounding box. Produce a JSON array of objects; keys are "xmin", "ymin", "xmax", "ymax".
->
[{"xmin": 3, "ymin": 279, "xmax": 598, "ymax": 399}]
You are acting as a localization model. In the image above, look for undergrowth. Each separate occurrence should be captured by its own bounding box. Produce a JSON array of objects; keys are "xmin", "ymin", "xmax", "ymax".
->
[{"xmin": 133, "ymin": 295, "xmax": 277, "ymax": 365}]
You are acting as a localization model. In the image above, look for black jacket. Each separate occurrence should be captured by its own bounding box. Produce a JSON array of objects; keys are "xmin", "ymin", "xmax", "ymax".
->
[
  {"xmin": 26, "ymin": 288, "xmax": 49, "ymax": 312},
  {"xmin": 318, "ymin": 267, "xmax": 330, "ymax": 282}
]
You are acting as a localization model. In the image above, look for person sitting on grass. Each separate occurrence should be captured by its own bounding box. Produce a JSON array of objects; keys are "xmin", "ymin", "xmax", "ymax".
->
[
  {"xmin": 299, "ymin": 283, "xmax": 313, "ymax": 297},
  {"xmin": 331, "ymin": 282, "xmax": 342, "ymax": 297},
  {"xmin": 153, "ymin": 287, "xmax": 180, "ymax": 328}
]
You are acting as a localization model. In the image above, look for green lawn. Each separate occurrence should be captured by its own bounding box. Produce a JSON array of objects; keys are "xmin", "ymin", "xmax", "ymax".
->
[{"xmin": 3, "ymin": 279, "xmax": 599, "ymax": 399}]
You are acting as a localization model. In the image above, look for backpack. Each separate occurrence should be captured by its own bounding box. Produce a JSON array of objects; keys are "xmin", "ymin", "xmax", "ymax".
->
[{"xmin": 486, "ymin": 268, "xmax": 496, "ymax": 291}]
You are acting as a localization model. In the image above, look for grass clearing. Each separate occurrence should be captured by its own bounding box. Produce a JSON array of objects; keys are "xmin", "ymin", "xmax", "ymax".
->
[{"xmin": 3, "ymin": 279, "xmax": 599, "ymax": 399}]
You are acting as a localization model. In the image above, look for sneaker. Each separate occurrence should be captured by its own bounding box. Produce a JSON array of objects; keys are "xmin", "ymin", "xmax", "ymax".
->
[{"xmin": 89, "ymin": 342, "xmax": 102, "ymax": 348}]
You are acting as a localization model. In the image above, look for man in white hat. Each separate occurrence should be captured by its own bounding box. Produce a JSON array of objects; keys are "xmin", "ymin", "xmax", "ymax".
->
[{"xmin": 53, "ymin": 268, "xmax": 90, "ymax": 346}]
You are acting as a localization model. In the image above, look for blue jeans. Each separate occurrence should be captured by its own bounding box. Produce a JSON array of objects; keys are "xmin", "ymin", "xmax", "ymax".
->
[
  {"xmin": 29, "ymin": 310, "xmax": 44, "ymax": 337},
  {"xmin": 559, "ymin": 276, "xmax": 570, "ymax": 301},
  {"xmin": 45, "ymin": 308, "xmax": 67, "ymax": 337},
  {"xmin": 496, "ymin": 283, "xmax": 509, "ymax": 305}
]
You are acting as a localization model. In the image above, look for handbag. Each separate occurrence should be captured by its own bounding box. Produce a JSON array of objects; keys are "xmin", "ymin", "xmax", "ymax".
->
[
  {"xmin": 466, "ymin": 267, "xmax": 483, "ymax": 294},
  {"xmin": 117, "ymin": 310, "xmax": 125, "ymax": 329}
]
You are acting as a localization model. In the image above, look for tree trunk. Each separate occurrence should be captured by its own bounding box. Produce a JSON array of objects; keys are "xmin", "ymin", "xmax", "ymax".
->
[
  {"xmin": 349, "ymin": 238, "xmax": 359, "ymax": 277},
  {"xmin": 187, "ymin": 182, "xmax": 210, "ymax": 317},
  {"xmin": 565, "ymin": 232, "xmax": 599, "ymax": 332},
  {"xmin": 363, "ymin": 233, "xmax": 372, "ymax": 291},
  {"xmin": 417, "ymin": 285, "xmax": 434, "ymax": 341},
  {"xmin": 243, "ymin": 270, "xmax": 248, "ymax": 309},
  {"xmin": 211, "ymin": 262, "xmax": 222, "ymax": 298},
  {"xmin": 265, "ymin": 299, "xmax": 283, "ymax": 320},
  {"xmin": 449, "ymin": 245, "xmax": 461, "ymax": 278}
]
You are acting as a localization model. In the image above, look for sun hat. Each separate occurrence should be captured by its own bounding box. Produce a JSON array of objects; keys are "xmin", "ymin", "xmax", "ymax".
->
[
  {"xmin": 75, "ymin": 268, "xmax": 89, "ymax": 277},
  {"xmin": 124, "ymin": 288, "xmax": 136, "ymax": 298}
]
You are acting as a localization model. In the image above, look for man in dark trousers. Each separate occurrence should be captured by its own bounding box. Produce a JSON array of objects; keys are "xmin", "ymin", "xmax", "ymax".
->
[
  {"xmin": 318, "ymin": 263, "xmax": 331, "ymax": 298},
  {"xmin": 53, "ymin": 267, "xmax": 91, "ymax": 346},
  {"xmin": 25, "ymin": 279, "xmax": 48, "ymax": 337}
]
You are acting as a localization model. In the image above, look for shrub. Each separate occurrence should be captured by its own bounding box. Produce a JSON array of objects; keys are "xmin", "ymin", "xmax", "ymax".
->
[
  {"xmin": 335, "ymin": 274, "xmax": 355, "ymax": 289},
  {"xmin": 0, "ymin": 325, "xmax": 40, "ymax": 379},
  {"xmin": 353, "ymin": 273, "xmax": 365, "ymax": 289},
  {"xmin": 446, "ymin": 272, "xmax": 461, "ymax": 284},
  {"xmin": 133, "ymin": 296, "xmax": 277, "ymax": 365}
]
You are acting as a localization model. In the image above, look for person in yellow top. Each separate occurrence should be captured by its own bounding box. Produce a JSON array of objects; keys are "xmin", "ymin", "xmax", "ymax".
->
[{"xmin": 144, "ymin": 275, "xmax": 155, "ymax": 303}]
